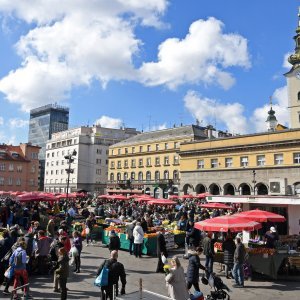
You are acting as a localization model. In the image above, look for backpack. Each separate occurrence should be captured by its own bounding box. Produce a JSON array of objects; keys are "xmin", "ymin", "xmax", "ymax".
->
[
  {"xmin": 14, "ymin": 250, "xmax": 23, "ymax": 267},
  {"xmin": 94, "ymin": 260, "xmax": 109, "ymax": 287}
]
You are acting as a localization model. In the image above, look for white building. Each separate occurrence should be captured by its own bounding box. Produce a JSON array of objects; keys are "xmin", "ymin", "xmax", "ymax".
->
[{"xmin": 44, "ymin": 125, "xmax": 139, "ymax": 194}]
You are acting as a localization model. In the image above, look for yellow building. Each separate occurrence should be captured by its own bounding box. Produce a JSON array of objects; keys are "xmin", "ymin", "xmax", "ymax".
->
[{"xmin": 107, "ymin": 125, "xmax": 208, "ymax": 198}]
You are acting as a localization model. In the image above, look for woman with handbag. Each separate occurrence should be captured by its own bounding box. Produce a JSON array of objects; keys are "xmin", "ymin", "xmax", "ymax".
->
[
  {"xmin": 165, "ymin": 256, "xmax": 190, "ymax": 300},
  {"xmin": 156, "ymin": 231, "xmax": 168, "ymax": 273}
]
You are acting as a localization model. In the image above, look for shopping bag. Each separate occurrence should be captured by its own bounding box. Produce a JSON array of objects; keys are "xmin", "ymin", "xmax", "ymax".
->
[
  {"xmin": 85, "ymin": 227, "xmax": 90, "ymax": 235},
  {"xmin": 4, "ymin": 266, "xmax": 14, "ymax": 279},
  {"xmin": 161, "ymin": 254, "xmax": 168, "ymax": 264},
  {"xmin": 94, "ymin": 261, "xmax": 109, "ymax": 287},
  {"xmin": 70, "ymin": 246, "xmax": 79, "ymax": 257}
]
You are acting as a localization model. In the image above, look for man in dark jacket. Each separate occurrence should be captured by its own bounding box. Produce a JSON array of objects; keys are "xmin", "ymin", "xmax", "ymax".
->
[
  {"xmin": 55, "ymin": 247, "xmax": 69, "ymax": 300},
  {"xmin": 202, "ymin": 232, "xmax": 215, "ymax": 278},
  {"xmin": 186, "ymin": 220, "xmax": 201, "ymax": 248},
  {"xmin": 108, "ymin": 231, "xmax": 120, "ymax": 252},
  {"xmin": 156, "ymin": 231, "xmax": 168, "ymax": 273},
  {"xmin": 222, "ymin": 233, "xmax": 236, "ymax": 278},
  {"xmin": 97, "ymin": 250, "xmax": 126, "ymax": 299},
  {"xmin": 0, "ymin": 230, "xmax": 13, "ymax": 284},
  {"xmin": 186, "ymin": 247, "xmax": 206, "ymax": 292},
  {"xmin": 232, "ymin": 237, "xmax": 246, "ymax": 288}
]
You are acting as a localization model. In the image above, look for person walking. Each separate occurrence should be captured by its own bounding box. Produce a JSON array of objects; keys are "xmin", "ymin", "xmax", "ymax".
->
[
  {"xmin": 202, "ymin": 232, "xmax": 215, "ymax": 278},
  {"xmin": 186, "ymin": 247, "xmax": 206, "ymax": 293},
  {"xmin": 156, "ymin": 231, "xmax": 168, "ymax": 273},
  {"xmin": 55, "ymin": 247, "xmax": 70, "ymax": 300},
  {"xmin": 222, "ymin": 233, "xmax": 236, "ymax": 278},
  {"xmin": 232, "ymin": 237, "xmax": 246, "ymax": 288},
  {"xmin": 125, "ymin": 219, "xmax": 135, "ymax": 255},
  {"xmin": 72, "ymin": 231, "xmax": 82, "ymax": 273},
  {"xmin": 133, "ymin": 222, "xmax": 144, "ymax": 258},
  {"xmin": 35, "ymin": 230, "xmax": 51, "ymax": 275},
  {"xmin": 165, "ymin": 256, "xmax": 190, "ymax": 300},
  {"xmin": 97, "ymin": 250, "xmax": 126, "ymax": 299},
  {"xmin": 108, "ymin": 230, "xmax": 120, "ymax": 252}
]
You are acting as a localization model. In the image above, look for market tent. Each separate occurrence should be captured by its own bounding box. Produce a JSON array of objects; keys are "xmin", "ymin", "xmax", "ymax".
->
[
  {"xmin": 194, "ymin": 215, "xmax": 262, "ymax": 232},
  {"xmin": 180, "ymin": 194, "xmax": 194, "ymax": 199},
  {"xmin": 17, "ymin": 192, "xmax": 58, "ymax": 202},
  {"xmin": 10, "ymin": 191, "xmax": 24, "ymax": 197},
  {"xmin": 196, "ymin": 192, "xmax": 212, "ymax": 198},
  {"xmin": 56, "ymin": 193, "xmax": 76, "ymax": 199},
  {"xmin": 169, "ymin": 195, "xmax": 180, "ymax": 200},
  {"xmin": 134, "ymin": 196, "xmax": 154, "ymax": 202},
  {"xmin": 147, "ymin": 199, "xmax": 177, "ymax": 205},
  {"xmin": 98, "ymin": 194, "xmax": 109, "ymax": 199},
  {"xmin": 107, "ymin": 195, "xmax": 129, "ymax": 201},
  {"xmin": 235, "ymin": 209, "xmax": 286, "ymax": 222},
  {"xmin": 0, "ymin": 191, "xmax": 10, "ymax": 196},
  {"xmin": 200, "ymin": 202, "xmax": 234, "ymax": 210}
]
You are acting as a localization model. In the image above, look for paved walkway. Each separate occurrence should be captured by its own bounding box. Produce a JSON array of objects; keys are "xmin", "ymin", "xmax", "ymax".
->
[{"xmin": 2, "ymin": 242, "xmax": 299, "ymax": 299}]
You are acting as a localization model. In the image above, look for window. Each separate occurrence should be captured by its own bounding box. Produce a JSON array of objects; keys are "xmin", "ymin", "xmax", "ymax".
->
[
  {"xmin": 124, "ymin": 172, "xmax": 128, "ymax": 180},
  {"xmin": 132, "ymin": 147, "xmax": 135, "ymax": 153},
  {"xmin": 225, "ymin": 157, "xmax": 233, "ymax": 168},
  {"xmin": 110, "ymin": 173, "xmax": 114, "ymax": 181},
  {"xmin": 96, "ymin": 159, "xmax": 101, "ymax": 164},
  {"xmin": 96, "ymin": 148, "xmax": 102, "ymax": 154},
  {"xmin": 164, "ymin": 170, "xmax": 169, "ymax": 180},
  {"xmin": 0, "ymin": 163, "xmax": 5, "ymax": 171},
  {"xmin": 57, "ymin": 151, "xmax": 59, "ymax": 157},
  {"xmin": 16, "ymin": 178, "xmax": 21, "ymax": 186},
  {"xmin": 274, "ymin": 154, "xmax": 283, "ymax": 165},
  {"xmin": 138, "ymin": 158, "xmax": 143, "ymax": 167},
  {"xmin": 56, "ymin": 161, "xmax": 59, "ymax": 166},
  {"xmin": 197, "ymin": 159, "xmax": 204, "ymax": 169},
  {"xmin": 0, "ymin": 177, "xmax": 4, "ymax": 185},
  {"xmin": 146, "ymin": 158, "xmax": 151, "ymax": 166},
  {"xmin": 131, "ymin": 159, "xmax": 136, "ymax": 167},
  {"xmin": 138, "ymin": 172, "xmax": 143, "ymax": 181},
  {"xmin": 147, "ymin": 145, "xmax": 151, "ymax": 152},
  {"xmin": 55, "ymin": 179, "xmax": 58, "ymax": 184},
  {"xmin": 173, "ymin": 170, "xmax": 179, "ymax": 180},
  {"xmin": 298, "ymin": 91, "xmax": 300, "ymax": 101},
  {"xmin": 56, "ymin": 170, "xmax": 59, "ymax": 175},
  {"xmin": 47, "ymin": 153, "xmax": 50, "ymax": 158},
  {"xmin": 52, "ymin": 152, "xmax": 54, "ymax": 157},
  {"xmin": 117, "ymin": 173, "xmax": 121, "ymax": 181},
  {"xmin": 111, "ymin": 161, "xmax": 115, "ymax": 168},
  {"xmin": 240, "ymin": 156, "xmax": 248, "ymax": 167},
  {"xmin": 155, "ymin": 157, "xmax": 160, "ymax": 166},
  {"xmin": 174, "ymin": 142, "xmax": 179, "ymax": 149},
  {"xmin": 155, "ymin": 171, "xmax": 160, "ymax": 181},
  {"xmin": 8, "ymin": 177, "xmax": 13, "ymax": 185},
  {"xmin": 51, "ymin": 170, "xmax": 53, "ymax": 175},
  {"xmin": 139, "ymin": 146, "xmax": 143, "ymax": 152},
  {"xmin": 62, "ymin": 150, "xmax": 65, "ymax": 156},
  {"xmin": 164, "ymin": 156, "xmax": 169, "ymax": 165},
  {"xmin": 96, "ymin": 169, "xmax": 101, "ymax": 175},
  {"xmin": 257, "ymin": 155, "xmax": 265, "ymax": 166},
  {"xmin": 61, "ymin": 169, "xmax": 64, "ymax": 175},
  {"xmin": 51, "ymin": 161, "xmax": 54, "ymax": 166},
  {"xmin": 118, "ymin": 149, "xmax": 121, "ymax": 155},
  {"xmin": 67, "ymin": 139, "xmax": 72, "ymax": 146},
  {"xmin": 9, "ymin": 164, "xmax": 14, "ymax": 171},
  {"xmin": 165, "ymin": 143, "xmax": 168, "ymax": 150},
  {"xmin": 293, "ymin": 153, "xmax": 300, "ymax": 164},
  {"xmin": 124, "ymin": 160, "xmax": 128, "ymax": 168},
  {"xmin": 131, "ymin": 172, "xmax": 135, "ymax": 180},
  {"xmin": 146, "ymin": 171, "xmax": 151, "ymax": 181},
  {"xmin": 61, "ymin": 160, "xmax": 64, "ymax": 165},
  {"xmin": 31, "ymin": 165, "xmax": 35, "ymax": 173},
  {"xmin": 17, "ymin": 165, "xmax": 22, "ymax": 172},
  {"xmin": 173, "ymin": 155, "xmax": 179, "ymax": 165},
  {"xmin": 117, "ymin": 161, "xmax": 121, "ymax": 168},
  {"xmin": 155, "ymin": 144, "xmax": 159, "ymax": 151},
  {"xmin": 211, "ymin": 159, "xmax": 218, "ymax": 168},
  {"xmin": 29, "ymin": 179, "xmax": 34, "ymax": 186},
  {"xmin": 125, "ymin": 148, "xmax": 128, "ymax": 154}
]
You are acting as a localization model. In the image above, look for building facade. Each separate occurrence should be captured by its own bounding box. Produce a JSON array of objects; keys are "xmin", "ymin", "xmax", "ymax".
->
[
  {"xmin": 0, "ymin": 143, "xmax": 40, "ymax": 192},
  {"xmin": 107, "ymin": 125, "xmax": 210, "ymax": 198},
  {"xmin": 44, "ymin": 126, "xmax": 139, "ymax": 194},
  {"xmin": 28, "ymin": 103, "xmax": 69, "ymax": 190}
]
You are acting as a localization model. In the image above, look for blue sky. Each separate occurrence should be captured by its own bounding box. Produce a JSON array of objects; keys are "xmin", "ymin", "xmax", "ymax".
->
[{"xmin": 0, "ymin": 0, "xmax": 298, "ymax": 144}]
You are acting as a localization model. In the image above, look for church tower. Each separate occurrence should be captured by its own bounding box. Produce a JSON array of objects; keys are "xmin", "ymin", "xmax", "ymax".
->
[
  {"xmin": 266, "ymin": 97, "xmax": 277, "ymax": 132},
  {"xmin": 285, "ymin": 8, "xmax": 300, "ymax": 128}
]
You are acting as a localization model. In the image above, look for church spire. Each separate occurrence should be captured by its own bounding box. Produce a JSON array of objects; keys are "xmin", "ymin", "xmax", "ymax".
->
[
  {"xmin": 266, "ymin": 96, "xmax": 277, "ymax": 132},
  {"xmin": 288, "ymin": 7, "xmax": 300, "ymax": 67}
]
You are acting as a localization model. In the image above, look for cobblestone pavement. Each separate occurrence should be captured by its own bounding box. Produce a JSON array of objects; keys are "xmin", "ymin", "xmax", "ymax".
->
[{"xmin": 2, "ymin": 242, "xmax": 299, "ymax": 300}]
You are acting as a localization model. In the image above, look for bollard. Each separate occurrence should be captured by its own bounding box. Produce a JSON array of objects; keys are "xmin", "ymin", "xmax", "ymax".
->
[{"xmin": 139, "ymin": 278, "xmax": 143, "ymax": 299}]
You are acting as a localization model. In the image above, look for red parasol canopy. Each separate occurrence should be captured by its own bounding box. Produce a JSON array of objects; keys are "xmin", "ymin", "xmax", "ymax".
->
[
  {"xmin": 106, "ymin": 194, "xmax": 129, "ymax": 201},
  {"xmin": 196, "ymin": 192, "xmax": 212, "ymax": 198},
  {"xmin": 200, "ymin": 202, "xmax": 234, "ymax": 210},
  {"xmin": 17, "ymin": 192, "xmax": 58, "ymax": 202},
  {"xmin": 180, "ymin": 194, "xmax": 195, "ymax": 199},
  {"xmin": 194, "ymin": 215, "xmax": 262, "ymax": 232},
  {"xmin": 147, "ymin": 199, "xmax": 177, "ymax": 205},
  {"xmin": 169, "ymin": 195, "xmax": 179, "ymax": 200},
  {"xmin": 56, "ymin": 193, "xmax": 76, "ymax": 199},
  {"xmin": 134, "ymin": 196, "xmax": 154, "ymax": 203},
  {"xmin": 0, "ymin": 191, "xmax": 10, "ymax": 196},
  {"xmin": 235, "ymin": 209, "xmax": 286, "ymax": 223},
  {"xmin": 98, "ymin": 194, "xmax": 109, "ymax": 199}
]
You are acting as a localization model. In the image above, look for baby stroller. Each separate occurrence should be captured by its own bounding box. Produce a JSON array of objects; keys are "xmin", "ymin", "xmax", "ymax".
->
[{"xmin": 202, "ymin": 273, "xmax": 230, "ymax": 300}]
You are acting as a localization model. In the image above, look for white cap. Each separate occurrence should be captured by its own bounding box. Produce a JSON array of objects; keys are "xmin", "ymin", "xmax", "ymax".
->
[{"xmin": 270, "ymin": 226, "xmax": 276, "ymax": 233}]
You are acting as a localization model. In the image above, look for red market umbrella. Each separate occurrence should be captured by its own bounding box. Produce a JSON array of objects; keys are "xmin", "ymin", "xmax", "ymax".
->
[
  {"xmin": 235, "ymin": 209, "xmax": 286, "ymax": 223},
  {"xmin": 17, "ymin": 192, "xmax": 43, "ymax": 202},
  {"xmin": 180, "ymin": 194, "xmax": 195, "ymax": 199},
  {"xmin": 98, "ymin": 194, "xmax": 109, "ymax": 199},
  {"xmin": 107, "ymin": 194, "xmax": 129, "ymax": 201},
  {"xmin": 135, "ymin": 196, "xmax": 154, "ymax": 203},
  {"xmin": 194, "ymin": 215, "xmax": 262, "ymax": 232},
  {"xmin": 169, "ymin": 195, "xmax": 180, "ymax": 200},
  {"xmin": 200, "ymin": 203, "xmax": 234, "ymax": 210},
  {"xmin": 196, "ymin": 192, "xmax": 212, "ymax": 198},
  {"xmin": 0, "ymin": 191, "xmax": 10, "ymax": 196},
  {"xmin": 56, "ymin": 193, "xmax": 76, "ymax": 199},
  {"xmin": 147, "ymin": 199, "xmax": 177, "ymax": 205}
]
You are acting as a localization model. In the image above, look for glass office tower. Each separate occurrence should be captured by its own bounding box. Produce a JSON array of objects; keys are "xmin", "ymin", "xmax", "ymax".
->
[{"xmin": 28, "ymin": 104, "xmax": 69, "ymax": 190}]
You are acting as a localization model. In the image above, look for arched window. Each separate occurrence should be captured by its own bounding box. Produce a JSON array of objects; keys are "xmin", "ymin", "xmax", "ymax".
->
[
  {"xmin": 131, "ymin": 172, "xmax": 135, "ymax": 180},
  {"xmin": 138, "ymin": 172, "xmax": 143, "ymax": 181},
  {"xmin": 117, "ymin": 173, "xmax": 121, "ymax": 181},
  {"xmin": 155, "ymin": 171, "xmax": 160, "ymax": 181},
  {"xmin": 173, "ymin": 170, "xmax": 179, "ymax": 180},
  {"xmin": 146, "ymin": 171, "xmax": 151, "ymax": 181},
  {"xmin": 164, "ymin": 170, "xmax": 169, "ymax": 180},
  {"xmin": 124, "ymin": 172, "xmax": 128, "ymax": 180},
  {"xmin": 298, "ymin": 91, "xmax": 300, "ymax": 101}
]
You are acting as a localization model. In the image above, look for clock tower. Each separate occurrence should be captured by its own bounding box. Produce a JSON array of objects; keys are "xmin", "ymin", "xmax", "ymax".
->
[{"xmin": 285, "ymin": 8, "xmax": 300, "ymax": 128}]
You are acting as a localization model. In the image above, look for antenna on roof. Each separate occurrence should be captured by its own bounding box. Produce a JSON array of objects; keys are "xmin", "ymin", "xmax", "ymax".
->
[{"xmin": 148, "ymin": 115, "xmax": 152, "ymax": 131}]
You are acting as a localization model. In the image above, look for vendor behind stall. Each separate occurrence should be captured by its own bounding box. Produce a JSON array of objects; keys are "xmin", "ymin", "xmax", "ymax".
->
[{"xmin": 264, "ymin": 227, "xmax": 279, "ymax": 249}]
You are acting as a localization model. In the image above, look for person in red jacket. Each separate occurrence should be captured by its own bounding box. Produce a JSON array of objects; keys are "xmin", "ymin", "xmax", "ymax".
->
[{"xmin": 58, "ymin": 229, "xmax": 71, "ymax": 253}]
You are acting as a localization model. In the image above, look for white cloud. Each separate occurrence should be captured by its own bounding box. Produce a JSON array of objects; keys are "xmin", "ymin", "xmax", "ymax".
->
[
  {"xmin": 0, "ymin": 116, "xmax": 4, "ymax": 125},
  {"xmin": 149, "ymin": 123, "xmax": 167, "ymax": 131},
  {"xmin": 283, "ymin": 52, "xmax": 292, "ymax": 69},
  {"xmin": 251, "ymin": 86, "xmax": 289, "ymax": 132},
  {"xmin": 9, "ymin": 118, "xmax": 29, "ymax": 128},
  {"xmin": 139, "ymin": 17, "xmax": 250, "ymax": 89},
  {"xmin": 0, "ymin": 0, "xmax": 168, "ymax": 111},
  {"xmin": 0, "ymin": 131, "xmax": 17, "ymax": 145},
  {"xmin": 95, "ymin": 115, "xmax": 123, "ymax": 129},
  {"xmin": 184, "ymin": 90, "xmax": 248, "ymax": 134}
]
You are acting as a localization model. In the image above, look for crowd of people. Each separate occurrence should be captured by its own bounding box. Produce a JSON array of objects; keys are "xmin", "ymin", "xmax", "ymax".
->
[{"xmin": 0, "ymin": 195, "xmax": 279, "ymax": 299}]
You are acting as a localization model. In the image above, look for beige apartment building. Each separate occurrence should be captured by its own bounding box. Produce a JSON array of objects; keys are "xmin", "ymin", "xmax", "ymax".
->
[{"xmin": 0, "ymin": 143, "xmax": 40, "ymax": 192}]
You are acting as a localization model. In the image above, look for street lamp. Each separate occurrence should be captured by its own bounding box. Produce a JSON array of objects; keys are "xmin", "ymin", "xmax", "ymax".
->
[
  {"xmin": 252, "ymin": 170, "xmax": 256, "ymax": 195},
  {"xmin": 65, "ymin": 149, "xmax": 77, "ymax": 201}
]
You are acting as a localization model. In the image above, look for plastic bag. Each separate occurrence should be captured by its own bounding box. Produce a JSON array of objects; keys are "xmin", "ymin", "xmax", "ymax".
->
[
  {"xmin": 70, "ymin": 246, "xmax": 79, "ymax": 257},
  {"xmin": 4, "ymin": 266, "xmax": 14, "ymax": 279},
  {"xmin": 161, "ymin": 254, "xmax": 168, "ymax": 264}
]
